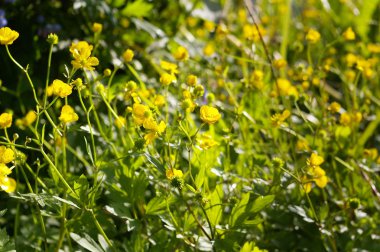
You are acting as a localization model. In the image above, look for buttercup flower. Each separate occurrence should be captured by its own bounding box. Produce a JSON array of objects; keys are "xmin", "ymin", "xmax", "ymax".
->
[
  {"xmin": 200, "ymin": 105, "xmax": 221, "ymax": 124},
  {"xmin": 92, "ymin": 22, "xmax": 103, "ymax": 33},
  {"xmin": 166, "ymin": 168, "xmax": 183, "ymax": 180},
  {"xmin": 0, "ymin": 112, "xmax": 12, "ymax": 128},
  {"xmin": 50, "ymin": 79, "xmax": 72, "ymax": 98},
  {"xmin": 173, "ymin": 46, "xmax": 189, "ymax": 61},
  {"xmin": 70, "ymin": 41, "xmax": 99, "ymax": 70},
  {"xmin": 343, "ymin": 27, "xmax": 355, "ymax": 41},
  {"xmin": 160, "ymin": 73, "xmax": 175, "ymax": 86},
  {"xmin": 271, "ymin": 109, "xmax": 291, "ymax": 127},
  {"xmin": 0, "ymin": 26, "xmax": 19, "ymax": 45},
  {"xmin": 307, "ymin": 153, "xmax": 324, "ymax": 168},
  {"xmin": 0, "ymin": 146, "xmax": 15, "ymax": 164},
  {"xmin": 132, "ymin": 103, "xmax": 151, "ymax": 126},
  {"xmin": 123, "ymin": 49, "xmax": 134, "ymax": 62},
  {"xmin": 0, "ymin": 163, "xmax": 15, "ymax": 193},
  {"xmin": 59, "ymin": 105, "xmax": 79, "ymax": 124},
  {"xmin": 197, "ymin": 133, "xmax": 218, "ymax": 150},
  {"xmin": 306, "ymin": 28, "xmax": 320, "ymax": 43},
  {"xmin": 160, "ymin": 60, "xmax": 179, "ymax": 75}
]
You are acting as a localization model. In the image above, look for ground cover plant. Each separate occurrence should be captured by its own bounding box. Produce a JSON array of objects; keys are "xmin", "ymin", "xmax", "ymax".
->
[{"xmin": 0, "ymin": 0, "xmax": 380, "ymax": 251}]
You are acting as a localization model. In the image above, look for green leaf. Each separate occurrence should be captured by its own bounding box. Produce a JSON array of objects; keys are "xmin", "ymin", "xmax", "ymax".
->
[
  {"xmin": 144, "ymin": 153, "xmax": 165, "ymax": 174},
  {"xmin": 230, "ymin": 193, "xmax": 250, "ymax": 227},
  {"xmin": 0, "ymin": 228, "xmax": 15, "ymax": 252},
  {"xmin": 0, "ymin": 209, "xmax": 6, "ymax": 217},
  {"xmin": 70, "ymin": 233, "xmax": 105, "ymax": 252},
  {"xmin": 73, "ymin": 174, "xmax": 89, "ymax": 202},
  {"xmin": 121, "ymin": 0, "xmax": 153, "ymax": 18},
  {"xmin": 354, "ymin": 0, "xmax": 380, "ymax": 41},
  {"xmin": 206, "ymin": 184, "xmax": 223, "ymax": 227},
  {"xmin": 145, "ymin": 196, "xmax": 169, "ymax": 215},
  {"xmin": 250, "ymin": 195, "xmax": 275, "ymax": 213},
  {"xmin": 195, "ymin": 164, "xmax": 206, "ymax": 189}
]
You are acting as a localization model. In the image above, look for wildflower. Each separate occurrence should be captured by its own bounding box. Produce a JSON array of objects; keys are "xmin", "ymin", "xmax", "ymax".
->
[
  {"xmin": 367, "ymin": 43, "xmax": 380, "ymax": 53},
  {"xmin": 193, "ymin": 85, "xmax": 204, "ymax": 97},
  {"xmin": 339, "ymin": 112, "xmax": 351, "ymax": 126},
  {"xmin": 160, "ymin": 73, "xmax": 175, "ymax": 86},
  {"xmin": 132, "ymin": 103, "xmax": 151, "ymax": 126},
  {"xmin": 143, "ymin": 120, "xmax": 166, "ymax": 144},
  {"xmin": 306, "ymin": 28, "xmax": 320, "ymax": 43},
  {"xmin": 0, "ymin": 112, "xmax": 12, "ymax": 128},
  {"xmin": 200, "ymin": 105, "xmax": 221, "ymax": 124},
  {"xmin": 115, "ymin": 116, "xmax": 126, "ymax": 129},
  {"xmin": 0, "ymin": 146, "xmax": 14, "ymax": 163},
  {"xmin": 153, "ymin": 95, "xmax": 166, "ymax": 107},
  {"xmin": 203, "ymin": 20, "xmax": 215, "ymax": 32},
  {"xmin": 0, "ymin": 26, "xmax": 19, "ymax": 45},
  {"xmin": 186, "ymin": 75, "xmax": 197, "ymax": 87},
  {"xmin": 173, "ymin": 46, "xmax": 189, "ymax": 61},
  {"xmin": 296, "ymin": 139, "xmax": 310, "ymax": 152},
  {"xmin": 182, "ymin": 98, "xmax": 196, "ymax": 113},
  {"xmin": 328, "ymin": 102, "xmax": 341, "ymax": 113},
  {"xmin": 203, "ymin": 43, "xmax": 215, "ymax": 56},
  {"xmin": 363, "ymin": 148, "xmax": 378, "ymax": 160},
  {"xmin": 70, "ymin": 41, "xmax": 99, "ymax": 70},
  {"xmin": 307, "ymin": 153, "xmax": 324, "ymax": 168},
  {"xmin": 59, "ymin": 105, "xmax": 79, "ymax": 124},
  {"xmin": 47, "ymin": 33, "xmax": 58, "ymax": 44},
  {"xmin": 92, "ymin": 22, "xmax": 102, "ymax": 33},
  {"xmin": 274, "ymin": 59, "xmax": 287, "ymax": 69},
  {"xmin": 160, "ymin": 60, "xmax": 179, "ymax": 74},
  {"xmin": 276, "ymin": 78, "xmax": 298, "ymax": 97},
  {"xmin": 0, "ymin": 163, "xmax": 16, "ymax": 193},
  {"xmin": 197, "ymin": 133, "xmax": 218, "ymax": 150},
  {"xmin": 166, "ymin": 168, "xmax": 183, "ymax": 180},
  {"xmin": 50, "ymin": 79, "xmax": 72, "ymax": 98},
  {"xmin": 243, "ymin": 24, "xmax": 265, "ymax": 41},
  {"xmin": 271, "ymin": 109, "xmax": 291, "ymax": 127},
  {"xmin": 342, "ymin": 27, "xmax": 355, "ymax": 41},
  {"xmin": 122, "ymin": 49, "xmax": 134, "ymax": 62}
]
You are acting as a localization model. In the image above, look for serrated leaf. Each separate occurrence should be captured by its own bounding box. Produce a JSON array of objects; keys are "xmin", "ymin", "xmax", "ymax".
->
[
  {"xmin": 0, "ymin": 228, "xmax": 15, "ymax": 252},
  {"xmin": 121, "ymin": 0, "xmax": 153, "ymax": 18}
]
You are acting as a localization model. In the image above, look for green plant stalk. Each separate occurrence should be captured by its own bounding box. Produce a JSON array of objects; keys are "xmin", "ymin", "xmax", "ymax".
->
[
  {"xmin": 280, "ymin": 0, "xmax": 292, "ymax": 69},
  {"xmin": 43, "ymin": 44, "xmax": 54, "ymax": 108},
  {"xmin": 5, "ymin": 45, "xmax": 40, "ymax": 107},
  {"xmin": 88, "ymin": 209, "xmax": 114, "ymax": 249},
  {"xmin": 40, "ymin": 147, "xmax": 79, "ymax": 199}
]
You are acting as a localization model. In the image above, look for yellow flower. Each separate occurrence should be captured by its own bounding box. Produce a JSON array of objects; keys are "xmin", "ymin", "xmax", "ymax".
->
[
  {"xmin": 276, "ymin": 78, "xmax": 298, "ymax": 97},
  {"xmin": 160, "ymin": 73, "xmax": 176, "ymax": 86},
  {"xmin": 200, "ymin": 105, "xmax": 221, "ymax": 124},
  {"xmin": 153, "ymin": 95, "xmax": 166, "ymax": 107},
  {"xmin": 123, "ymin": 49, "xmax": 134, "ymax": 62},
  {"xmin": 271, "ymin": 109, "xmax": 291, "ymax": 127},
  {"xmin": 160, "ymin": 60, "xmax": 179, "ymax": 75},
  {"xmin": 328, "ymin": 102, "xmax": 341, "ymax": 113},
  {"xmin": 310, "ymin": 166, "xmax": 328, "ymax": 188},
  {"xmin": 132, "ymin": 103, "xmax": 151, "ymax": 126},
  {"xmin": 24, "ymin": 110, "xmax": 37, "ymax": 126},
  {"xmin": 166, "ymin": 168, "xmax": 183, "ymax": 180},
  {"xmin": 0, "ymin": 27, "xmax": 19, "ymax": 45},
  {"xmin": 203, "ymin": 43, "xmax": 215, "ymax": 56},
  {"xmin": 296, "ymin": 139, "xmax": 310, "ymax": 152},
  {"xmin": 92, "ymin": 22, "xmax": 103, "ymax": 33},
  {"xmin": 186, "ymin": 75, "xmax": 197, "ymax": 87},
  {"xmin": 307, "ymin": 153, "xmax": 324, "ymax": 168},
  {"xmin": 0, "ymin": 146, "xmax": 15, "ymax": 164},
  {"xmin": 173, "ymin": 46, "xmax": 189, "ymax": 61},
  {"xmin": 306, "ymin": 28, "xmax": 321, "ymax": 43},
  {"xmin": 143, "ymin": 119, "xmax": 166, "ymax": 144},
  {"xmin": 274, "ymin": 59, "xmax": 287, "ymax": 69},
  {"xmin": 339, "ymin": 112, "xmax": 351, "ymax": 126},
  {"xmin": 0, "ymin": 176, "xmax": 16, "ymax": 193},
  {"xmin": 115, "ymin": 116, "xmax": 126, "ymax": 129},
  {"xmin": 50, "ymin": 79, "xmax": 72, "ymax": 98},
  {"xmin": 342, "ymin": 27, "xmax": 355, "ymax": 41},
  {"xmin": 70, "ymin": 41, "xmax": 99, "ymax": 71},
  {"xmin": 363, "ymin": 148, "xmax": 378, "ymax": 160},
  {"xmin": 59, "ymin": 105, "xmax": 79, "ymax": 124},
  {"xmin": 197, "ymin": 133, "xmax": 218, "ymax": 150},
  {"xmin": 0, "ymin": 113, "xmax": 12, "ymax": 128}
]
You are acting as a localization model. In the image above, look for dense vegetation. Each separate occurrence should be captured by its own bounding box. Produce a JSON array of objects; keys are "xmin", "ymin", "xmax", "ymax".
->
[{"xmin": 0, "ymin": 0, "xmax": 380, "ymax": 251}]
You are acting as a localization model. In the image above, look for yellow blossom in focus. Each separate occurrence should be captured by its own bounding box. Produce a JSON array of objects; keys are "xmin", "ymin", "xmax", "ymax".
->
[
  {"xmin": 115, "ymin": 116, "xmax": 126, "ymax": 129},
  {"xmin": 342, "ymin": 27, "xmax": 355, "ymax": 41},
  {"xmin": 166, "ymin": 168, "xmax": 183, "ymax": 180},
  {"xmin": 50, "ymin": 79, "xmax": 72, "ymax": 98},
  {"xmin": 59, "ymin": 105, "xmax": 79, "ymax": 124},
  {"xmin": 306, "ymin": 29, "xmax": 320, "ymax": 43},
  {"xmin": 173, "ymin": 46, "xmax": 189, "ymax": 61},
  {"xmin": 70, "ymin": 41, "xmax": 99, "ymax": 70},
  {"xmin": 0, "ymin": 176, "xmax": 16, "ymax": 193},
  {"xmin": 0, "ymin": 113, "xmax": 12, "ymax": 128},
  {"xmin": 310, "ymin": 166, "xmax": 328, "ymax": 188},
  {"xmin": 0, "ymin": 27, "xmax": 19, "ymax": 45},
  {"xmin": 200, "ymin": 105, "xmax": 221, "ymax": 124},
  {"xmin": 92, "ymin": 22, "xmax": 103, "ymax": 33},
  {"xmin": 0, "ymin": 146, "xmax": 15, "ymax": 164},
  {"xmin": 123, "ymin": 49, "xmax": 134, "ymax": 62}
]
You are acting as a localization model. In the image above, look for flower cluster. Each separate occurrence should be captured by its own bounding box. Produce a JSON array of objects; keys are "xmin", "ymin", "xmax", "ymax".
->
[{"xmin": 0, "ymin": 146, "xmax": 16, "ymax": 193}]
